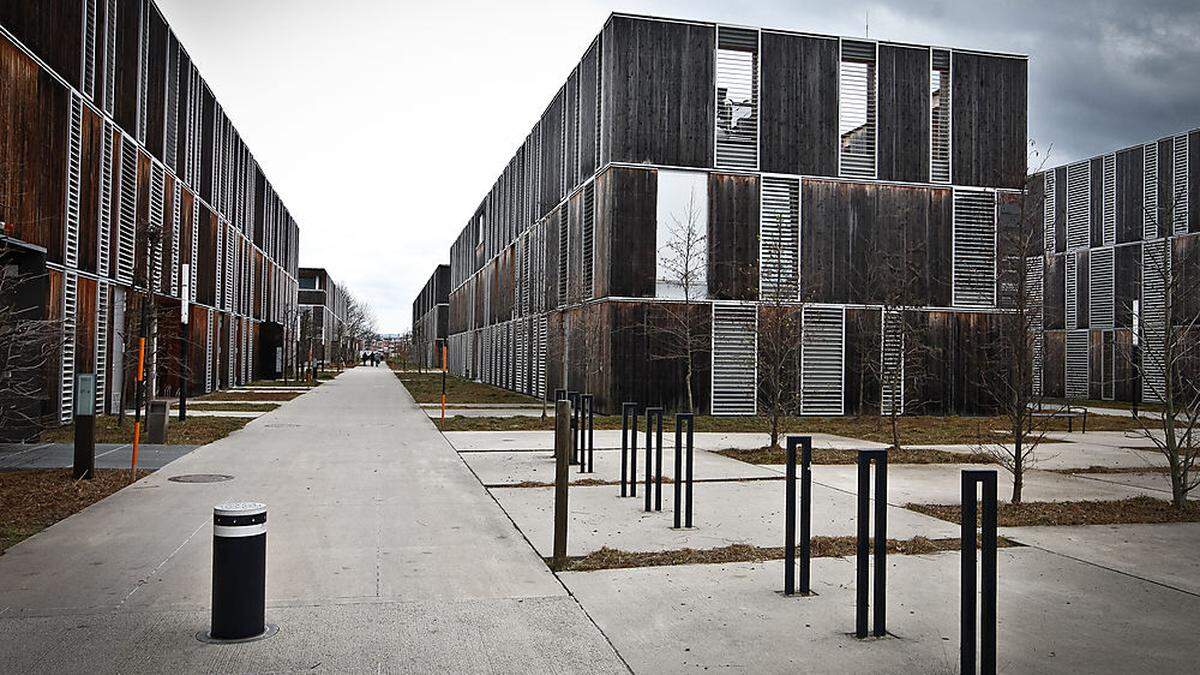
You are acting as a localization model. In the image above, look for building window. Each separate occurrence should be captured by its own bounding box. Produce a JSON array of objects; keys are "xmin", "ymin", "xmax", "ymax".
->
[
  {"xmin": 715, "ymin": 26, "xmax": 759, "ymax": 170},
  {"xmin": 839, "ymin": 39, "xmax": 877, "ymax": 179},
  {"xmin": 655, "ymin": 170, "xmax": 708, "ymax": 299},
  {"xmin": 930, "ymin": 49, "xmax": 951, "ymax": 183}
]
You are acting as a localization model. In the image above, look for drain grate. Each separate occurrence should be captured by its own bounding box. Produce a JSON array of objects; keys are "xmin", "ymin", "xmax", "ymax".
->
[{"xmin": 168, "ymin": 474, "xmax": 234, "ymax": 484}]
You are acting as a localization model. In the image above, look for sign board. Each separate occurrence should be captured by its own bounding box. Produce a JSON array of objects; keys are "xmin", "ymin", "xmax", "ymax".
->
[
  {"xmin": 181, "ymin": 263, "xmax": 191, "ymax": 323},
  {"xmin": 1132, "ymin": 300, "xmax": 1140, "ymax": 347},
  {"xmin": 275, "ymin": 347, "xmax": 283, "ymax": 373},
  {"xmin": 74, "ymin": 373, "xmax": 96, "ymax": 416}
]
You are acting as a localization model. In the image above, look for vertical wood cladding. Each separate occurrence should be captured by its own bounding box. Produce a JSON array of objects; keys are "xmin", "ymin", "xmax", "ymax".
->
[
  {"xmin": 800, "ymin": 179, "xmax": 952, "ymax": 306},
  {"xmin": 1043, "ymin": 254, "xmax": 1065, "ymax": 330},
  {"xmin": 876, "ymin": 44, "xmax": 931, "ymax": 183},
  {"xmin": 1054, "ymin": 166, "xmax": 1067, "ymax": 252},
  {"xmin": 1115, "ymin": 145, "xmax": 1143, "ymax": 243},
  {"xmin": 759, "ymin": 32, "xmax": 838, "ymax": 176},
  {"xmin": 79, "ymin": 106, "xmax": 105, "ymax": 274},
  {"xmin": 539, "ymin": 92, "xmax": 564, "ymax": 216},
  {"xmin": 596, "ymin": 166, "xmax": 656, "ymax": 298},
  {"xmin": 0, "ymin": 0, "xmax": 83, "ymax": 90},
  {"xmin": 906, "ymin": 310, "xmax": 1005, "ymax": 415},
  {"xmin": 951, "ymin": 52, "xmax": 1027, "ymax": 189},
  {"xmin": 1114, "ymin": 243, "xmax": 1140, "ymax": 328},
  {"xmin": 607, "ymin": 300, "xmax": 711, "ymax": 413},
  {"xmin": 144, "ymin": 8, "xmax": 168, "ymax": 159},
  {"xmin": 1177, "ymin": 234, "xmax": 1200, "ymax": 323},
  {"xmin": 1089, "ymin": 157, "xmax": 1104, "ymax": 246},
  {"xmin": 0, "ymin": 35, "xmax": 69, "ymax": 261},
  {"xmin": 602, "ymin": 15, "xmax": 714, "ymax": 169},
  {"xmin": 707, "ymin": 172, "xmax": 758, "ymax": 300},
  {"xmin": 113, "ymin": 0, "xmax": 141, "ymax": 134},
  {"xmin": 1042, "ymin": 331, "xmax": 1065, "ymax": 398},
  {"xmin": 567, "ymin": 191, "xmax": 584, "ymax": 305},
  {"xmin": 1075, "ymin": 250, "xmax": 1089, "ymax": 329},
  {"xmin": 579, "ymin": 38, "xmax": 600, "ymax": 179},
  {"xmin": 843, "ymin": 307, "xmax": 881, "ymax": 415}
]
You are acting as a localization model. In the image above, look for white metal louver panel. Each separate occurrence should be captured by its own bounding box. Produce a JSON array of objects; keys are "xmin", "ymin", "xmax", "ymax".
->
[
  {"xmin": 710, "ymin": 303, "xmax": 758, "ymax": 416},
  {"xmin": 536, "ymin": 315, "xmax": 547, "ymax": 399},
  {"xmin": 952, "ymin": 189, "xmax": 997, "ymax": 308},
  {"xmin": 558, "ymin": 208, "xmax": 568, "ymax": 307},
  {"xmin": 1027, "ymin": 257, "xmax": 1044, "ymax": 396},
  {"xmin": 165, "ymin": 45, "xmax": 179, "ymax": 170},
  {"xmin": 1065, "ymin": 161, "xmax": 1090, "ymax": 250},
  {"xmin": 1065, "ymin": 330, "xmax": 1089, "ymax": 400},
  {"xmin": 102, "ymin": 0, "xmax": 117, "ymax": 114},
  {"xmin": 65, "ymin": 94, "xmax": 83, "ymax": 269},
  {"xmin": 1141, "ymin": 240, "xmax": 1168, "ymax": 403},
  {"xmin": 190, "ymin": 203, "xmax": 199, "ymax": 301},
  {"xmin": 117, "ymin": 136, "xmax": 137, "ymax": 284},
  {"xmin": 60, "ymin": 272, "xmax": 78, "ymax": 423},
  {"xmin": 150, "ymin": 163, "xmax": 165, "ymax": 290},
  {"xmin": 515, "ymin": 319, "xmax": 527, "ymax": 394},
  {"xmin": 839, "ymin": 40, "xmax": 877, "ymax": 179},
  {"xmin": 930, "ymin": 49, "xmax": 951, "ymax": 184},
  {"xmin": 228, "ymin": 313, "xmax": 236, "ymax": 387},
  {"xmin": 205, "ymin": 309, "xmax": 213, "ymax": 393},
  {"xmin": 95, "ymin": 282, "xmax": 108, "ymax": 413},
  {"xmin": 759, "ymin": 176, "xmax": 800, "ymax": 300},
  {"xmin": 1102, "ymin": 154, "xmax": 1116, "ymax": 245},
  {"xmin": 1173, "ymin": 134, "xmax": 1189, "ymax": 235},
  {"xmin": 1043, "ymin": 171, "xmax": 1056, "ymax": 252},
  {"xmin": 715, "ymin": 27, "xmax": 759, "ymax": 171},
  {"xmin": 582, "ymin": 182, "xmax": 595, "ymax": 299},
  {"xmin": 98, "ymin": 120, "xmax": 113, "ymax": 276},
  {"xmin": 82, "ymin": 0, "xmax": 97, "ymax": 98},
  {"xmin": 801, "ymin": 306, "xmax": 845, "ymax": 415},
  {"xmin": 136, "ymin": 0, "xmax": 149, "ymax": 142},
  {"xmin": 1143, "ymin": 142, "xmax": 1159, "ymax": 239},
  {"xmin": 1065, "ymin": 253, "xmax": 1077, "ymax": 330},
  {"xmin": 879, "ymin": 309, "xmax": 904, "ymax": 416},
  {"xmin": 1089, "ymin": 247, "xmax": 1115, "ymax": 329}
]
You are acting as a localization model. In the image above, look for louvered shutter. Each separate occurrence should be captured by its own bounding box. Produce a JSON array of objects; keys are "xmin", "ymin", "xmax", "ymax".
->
[
  {"xmin": 95, "ymin": 282, "xmax": 109, "ymax": 413},
  {"xmin": 1065, "ymin": 254, "xmax": 1077, "ymax": 330},
  {"xmin": 710, "ymin": 303, "xmax": 757, "ymax": 416},
  {"xmin": 1141, "ymin": 240, "xmax": 1169, "ymax": 403},
  {"xmin": 801, "ymin": 306, "xmax": 845, "ymax": 415},
  {"xmin": 117, "ymin": 137, "xmax": 138, "ymax": 284},
  {"xmin": 1065, "ymin": 330, "xmax": 1089, "ymax": 400},
  {"xmin": 1173, "ymin": 134, "xmax": 1189, "ymax": 234},
  {"xmin": 1089, "ymin": 248, "xmax": 1115, "ymax": 329},
  {"xmin": 98, "ymin": 121, "xmax": 114, "ymax": 276},
  {"xmin": 839, "ymin": 40, "xmax": 877, "ymax": 179},
  {"xmin": 879, "ymin": 309, "xmax": 904, "ymax": 416},
  {"xmin": 1027, "ymin": 257, "xmax": 1045, "ymax": 396},
  {"xmin": 930, "ymin": 50, "xmax": 951, "ymax": 184},
  {"xmin": 1043, "ymin": 171, "xmax": 1056, "ymax": 252},
  {"xmin": 1143, "ymin": 143, "xmax": 1159, "ymax": 239},
  {"xmin": 1102, "ymin": 154, "xmax": 1116, "ymax": 245},
  {"xmin": 952, "ymin": 189, "xmax": 997, "ymax": 308},
  {"xmin": 60, "ymin": 272, "xmax": 78, "ymax": 423},
  {"xmin": 759, "ymin": 176, "xmax": 799, "ymax": 300},
  {"xmin": 65, "ymin": 95, "xmax": 83, "ymax": 269},
  {"xmin": 715, "ymin": 27, "xmax": 759, "ymax": 170},
  {"xmin": 1066, "ymin": 161, "xmax": 1090, "ymax": 250},
  {"xmin": 582, "ymin": 182, "xmax": 595, "ymax": 299}
]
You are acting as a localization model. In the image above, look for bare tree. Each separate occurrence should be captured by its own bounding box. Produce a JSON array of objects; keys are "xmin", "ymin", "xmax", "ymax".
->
[
  {"xmin": 1121, "ymin": 195, "xmax": 1200, "ymax": 507},
  {"xmin": 0, "ymin": 243, "xmax": 60, "ymax": 439},
  {"xmin": 650, "ymin": 189, "xmax": 708, "ymax": 412},
  {"xmin": 978, "ymin": 143, "xmax": 1053, "ymax": 503},
  {"xmin": 755, "ymin": 224, "xmax": 806, "ymax": 449}
]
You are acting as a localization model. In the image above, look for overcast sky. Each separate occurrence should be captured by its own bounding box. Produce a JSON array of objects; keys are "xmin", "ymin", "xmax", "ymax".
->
[{"xmin": 155, "ymin": 0, "xmax": 1200, "ymax": 333}]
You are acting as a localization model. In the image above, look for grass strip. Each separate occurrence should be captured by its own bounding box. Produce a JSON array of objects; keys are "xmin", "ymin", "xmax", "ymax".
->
[
  {"xmin": 395, "ymin": 371, "xmax": 541, "ymax": 405},
  {"xmin": 41, "ymin": 415, "xmax": 249, "ymax": 445},
  {"xmin": 907, "ymin": 496, "xmax": 1200, "ymax": 527},
  {"xmin": 199, "ymin": 390, "xmax": 300, "ymax": 401},
  {"xmin": 1, "ymin": 468, "xmax": 152, "ymax": 553},
  {"xmin": 717, "ymin": 446, "xmax": 996, "ymax": 465},
  {"xmin": 549, "ymin": 536, "xmax": 1017, "ymax": 572}
]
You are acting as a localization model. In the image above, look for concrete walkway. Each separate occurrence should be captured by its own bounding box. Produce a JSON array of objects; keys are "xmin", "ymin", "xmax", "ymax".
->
[{"xmin": 0, "ymin": 367, "xmax": 625, "ymax": 673}]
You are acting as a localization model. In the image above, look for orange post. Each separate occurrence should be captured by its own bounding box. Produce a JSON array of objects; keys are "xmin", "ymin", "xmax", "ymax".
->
[
  {"xmin": 440, "ymin": 344, "xmax": 447, "ymax": 422},
  {"xmin": 131, "ymin": 337, "xmax": 146, "ymax": 480}
]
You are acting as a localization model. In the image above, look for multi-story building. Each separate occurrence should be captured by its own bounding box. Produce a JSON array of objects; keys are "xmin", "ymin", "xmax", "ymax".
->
[
  {"xmin": 411, "ymin": 265, "xmax": 450, "ymax": 368},
  {"xmin": 0, "ymin": 1, "xmax": 300, "ymax": 439},
  {"xmin": 1031, "ymin": 128, "xmax": 1200, "ymax": 404},
  {"xmin": 298, "ymin": 267, "xmax": 351, "ymax": 364},
  {"xmin": 445, "ymin": 13, "xmax": 1028, "ymax": 415}
]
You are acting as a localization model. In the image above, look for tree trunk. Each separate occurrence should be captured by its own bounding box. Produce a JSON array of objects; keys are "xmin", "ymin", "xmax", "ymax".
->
[{"xmin": 1011, "ymin": 428, "xmax": 1024, "ymax": 504}]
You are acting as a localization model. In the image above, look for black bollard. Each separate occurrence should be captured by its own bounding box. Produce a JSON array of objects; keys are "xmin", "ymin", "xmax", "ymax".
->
[
  {"xmin": 644, "ymin": 408, "xmax": 663, "ymax": 512},
  {"xmin": 72, "ymin": 373, "xmax": 97, "ymax": 480},
  {"xmin": 673, "ymin": 414, "xmax": 695, "ymax": 528},
  {"xmin": 784, "ymin": 437, "xmax": 797, "ymax": 596},
  {"xmin": 582, "ymin": 395, "xmax": 595, "ymax": 474},
  {"xmin": 621, "ymin": 403, "xmax": 635, "ymax": 496},
  {"xmin": 207, "ymin": 501, "xmax": 270, "ymax": 642},
  {"xmin": 855, "ymin": 449, "xmax": 888, "ymax": 638},
  {"xmin": 555, "ymin": 388, "xmax": 566, "ymax": 402},
  {"xmin": 630, "ymin": 407, "xmax": 639, "ymax": 498},
  {"xmin": 552, "ymin": 400, "xmax": 571, "ymax": 568},
  {"xmin": 567, "ymin": 392, "xmax": 580, "ymax": 465},
  {"xmin": 962, "ymin": 470, "xmax": 999, "ymax": 675},
  {"xmin": 799, "ymin": 436, "xmax": 813, "ymax": 594},
  {"xmin": 684, "ymin": 414, "xmax": 694, "ymax": 527}
]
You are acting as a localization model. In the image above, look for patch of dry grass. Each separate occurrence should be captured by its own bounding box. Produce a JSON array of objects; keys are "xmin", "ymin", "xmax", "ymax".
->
[
  {"xmin": 40, "ymin": 415, "xmax": 249, "ymax": 445},
  {"xmin": 716, "ymin": 446, "xmax": 996, "ymax": 465},
  {"xmin": 397, "ymin": 371, "xmax": 541, "ymax": 405},
  {"xmin": 1, "ymin": 468, "xmax": 151, "ymax": 553},
  {"xmin": 907, "ymin": 496, "xmax": 1200, "ymax": 527},
  {"xmin": 187, "ymin": 402, "xmax": 280, "ymax": 412},
  {"xmin": 199, "ymin": 390, "xmax": 301, "ymax": 401},
  {"xmin": 1049, "ymin": 465, "xmax": 1170, "ymax": 475},
  {"xmin": 247, "ymin": 379, "xmax": 320, "ymax": 388},
  {"xmin": 550, "ymin": 536, "xmax": 1016, "ymax": 572}
]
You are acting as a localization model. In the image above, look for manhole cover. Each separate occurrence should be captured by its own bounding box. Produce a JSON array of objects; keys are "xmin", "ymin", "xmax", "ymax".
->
[{"xmin": 168, "ymin": 474, "xmax": 234, "ymax": 483}]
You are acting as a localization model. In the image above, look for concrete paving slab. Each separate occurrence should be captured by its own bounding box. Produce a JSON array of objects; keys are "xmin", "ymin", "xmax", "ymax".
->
[
  {"xmin": 445, "ymin": 429, "xmax": 885, "ymax": 453},
  {"xmin": 0, "ymin": 443, "xmax": 197, "ymax": 470},
  {"xmin": 1068, "ymin": 471, "xmax": 1196, "ymax": 499},
  {"xmin": 1001, "ymin": 523, "xmax": 1200, "ymax": 595},
  {"xmin": 463, "ymin": 447, "xmax": 780, "ymax": 486},
  {"xmin": 490, "ymin": 480, "xmax": 958, "ymax": 557},
  {"xmin": 931, "ymin": 440, "xmax": 1167, "ymax": 470},
  {"xmin": 759, "ymin": 463, "xmax": 1166, "ymax": 506},
  {"xmin": 560, "ymin": 547, "xmax": 1200, "ymax": 673},
  {"xmin": 0, "ymin": 367, "xmax": 621, "ymax": 670},
  {"xmin": 432, "ymin": 408, "xmax": 548, "ymax": 418}
]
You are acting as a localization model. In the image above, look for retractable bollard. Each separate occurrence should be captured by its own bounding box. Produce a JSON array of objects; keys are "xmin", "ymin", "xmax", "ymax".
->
[
  {"xmin": 204, "ymin": 501, "xmax": 274, "ymax": 643},
  {"xmin": 644, "ymin": 408, "xmax": 663, "ymax": 512},
  {"xmin": 673, "ymin": 413, "xmax": 695, "ymax": 529},
  {"xmin": 552, "ymin": 400, "xmax": 572, "ymax": 568},
  {"xmin": 855, "ymin": 449, "xmax": 888, "ymax": 638},
  {"xmin": 630, "ymin": 407, "xmax": 639, "ymax": 498},
  {"xmin": 580, "ymin": 395, "xmax": 595, "ymax": 473},
  {"xmin": 567, "ymin": 392, "xmax": 580, "ymax": 465},
  {"xmin": 783, "ymin": 435, "xmax": 813, "ymax": 596},
  {"xmin": 962, "ymin": 470, "xmax": 999, "ymax": 675},
  {"xmin": 628, "ymin": 403, "xmax": 638, "ymax": 494}
]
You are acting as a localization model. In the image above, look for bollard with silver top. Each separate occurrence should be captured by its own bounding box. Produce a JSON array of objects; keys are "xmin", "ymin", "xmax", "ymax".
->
[{"xmin": 201, "ymin": 501, "xmax": 276, "ymax": 643}]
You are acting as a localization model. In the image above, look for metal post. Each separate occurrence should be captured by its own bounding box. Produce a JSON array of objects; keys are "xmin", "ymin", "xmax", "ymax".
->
[
  {"xmin": 799, "ymin": 436, "xmax": 813, "ymax": 594},
  {"xmin": 856, "ymin": 449, "xmax": 888, "ymax": 638},
  {"xmin": 621, "ymin": 403, "xmax": 634, "ymax": 496},
  {"xmin": 962, "ymin": 470, "xmax": 999, "ymax": 674},
  {"xmin": 674, "ymin": 414, "xmax": 683, "ymax": 528},
  {"xmin": 585, "ymin": 395, "xmax": 594, "ymax": 474},
  {"xmin": 784, "ymin": 437, "xmax": 797, "ymax": 595},
  {"xmin": 206, "ymin": 501, "xmax": 270, "ymax": 642},
  {"xmin": 552, "ymin": 399, "xmax": 571, "ymax": 568},
  {"xmin": 568, "ymin": 391, "xmax": 579, "ymax": 466},
  {"xmin": 630, "ymin": 407, "xmax": 638, "ymax": 498},
  {"xmin": 685, "ymin": 413, "xmax": 694, "ymax": 528},
  {"xmin": 72, "ymin": 373, "xmax": 96, "ymax": 480},
  {"xmin": 644, "ymin": 407, "xmax": 662, "ymax": 512},
  {"xmin": 654, "ymin": 410, "xmax": 663, "ymax": 512}
]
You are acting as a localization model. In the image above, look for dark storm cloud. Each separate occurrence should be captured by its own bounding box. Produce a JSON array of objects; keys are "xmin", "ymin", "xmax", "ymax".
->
[{"xmin": 666, "ymin": 0, "xmax": 1200, "ymax": 166}]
